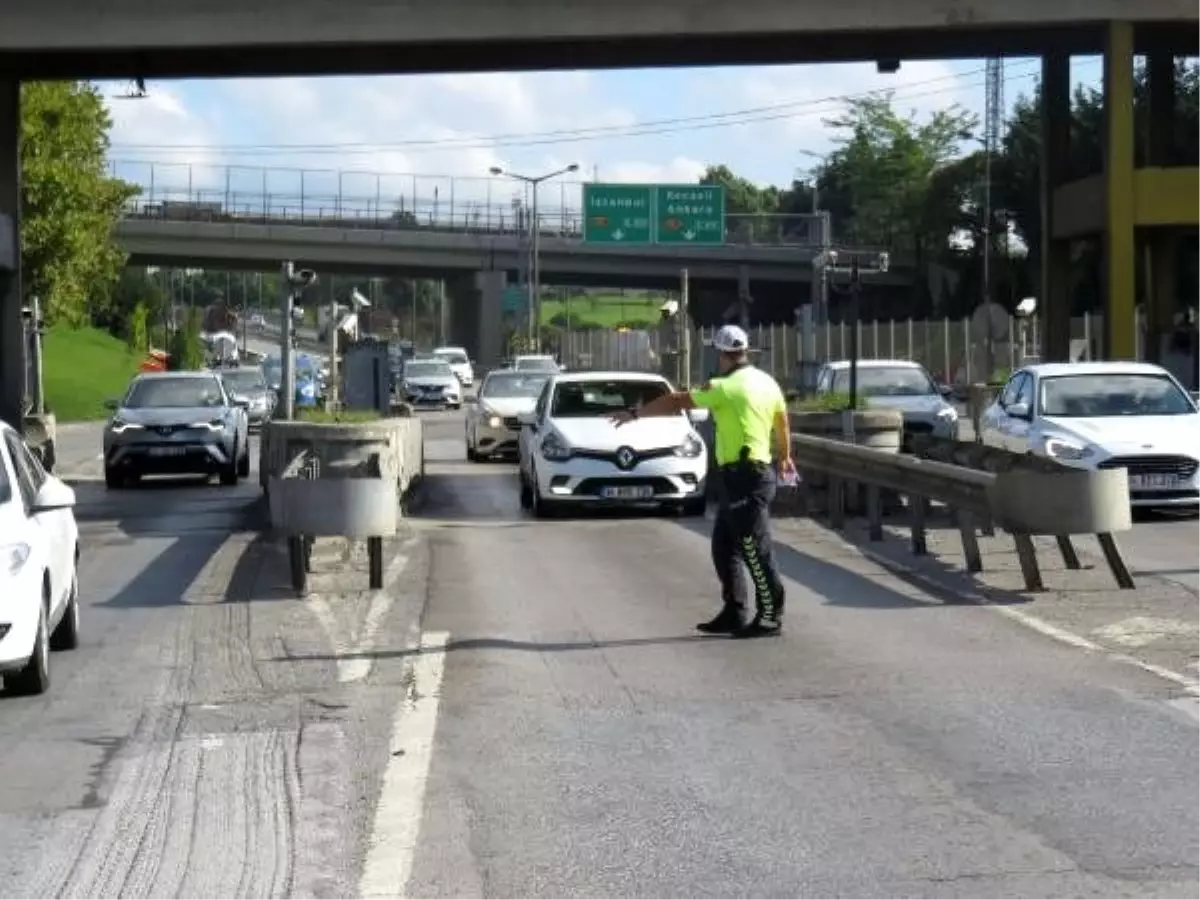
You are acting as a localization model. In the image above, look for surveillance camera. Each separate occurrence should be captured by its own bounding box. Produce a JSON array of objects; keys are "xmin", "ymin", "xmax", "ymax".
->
[
  {"xmin": 826, "ymin": 249, "xmax": 839, "ymax": 266},
  {"xmin": 660, "ymin": 299, "xmax": 679, "ymax": 318},
  {"xmin": 877, "ymin": 252, "xmax": 890, "ymax": 274},
  {"xmin": 1016, "ymin": 296, "xmax": 1038, "ymax": 317},
  {"xmin": 349, "ymin": 288, "xmax": 371, "ymax": 308}
]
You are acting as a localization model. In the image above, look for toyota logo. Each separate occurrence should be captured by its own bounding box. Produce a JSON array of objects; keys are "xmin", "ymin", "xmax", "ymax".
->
[
  {"xmin": 158, "ymin": 426, "xmax": 172, "ymax": 435},
  {"xmin": 615, "ymin": 446, "xmax": 636, "ymax": 470}
]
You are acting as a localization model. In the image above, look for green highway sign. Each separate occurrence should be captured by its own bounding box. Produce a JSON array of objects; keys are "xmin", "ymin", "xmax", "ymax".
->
[
  {"xmin": 583, "ymin": 184, "xmax": 653, "ymax": 244},
  {"xmin": 582, "ymin": 182, "xmax": 726, "ymax": 245},
  {"xmin": 655, "ymin": 184, "xmax": 725, "ymax": 245}
]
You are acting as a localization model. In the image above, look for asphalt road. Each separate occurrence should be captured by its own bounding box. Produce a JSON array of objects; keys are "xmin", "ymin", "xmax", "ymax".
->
[{"xmin": 0, "ymin": 410, "xmax": 1193, "ymax": 898}]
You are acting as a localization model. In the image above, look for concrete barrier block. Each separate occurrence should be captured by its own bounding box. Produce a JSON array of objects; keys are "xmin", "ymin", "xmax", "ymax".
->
[{"xmin": 989, "ymin": 467, "xmax": 1132, "ymax": 535}]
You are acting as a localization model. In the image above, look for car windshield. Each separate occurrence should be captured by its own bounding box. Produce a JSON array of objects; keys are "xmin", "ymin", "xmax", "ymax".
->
[
  {"xmin": 481, "ymin": 373, "xmax": 548, "ymax": 399},
  {"xmin": 125, "ymin": 377, "xmax": 226, "ymax": 408},
  {"xmin": 551, "ymin": 379, "xmax": 668, "ymax": 417},
  {"xmin": 405, "ymin": 362, "xmax": 452, "ymax": 378},
  {"xmin": 1040, "ymin": 373, "xmax": 1196, "ymax": 417},
  {"xmin": 832, "ymin": 366, "xmax": 935, "ymax": 397},
  {"xmin": 515, "ymin": 357, "xmax": 559, "ymax": 373},
  {"xmin": 435, "ymin": 350, "xmax": 469, "ymax": 366},
  {"xmin": 222, "ymin": 370, "xmax": 267, "ymax": 393}
]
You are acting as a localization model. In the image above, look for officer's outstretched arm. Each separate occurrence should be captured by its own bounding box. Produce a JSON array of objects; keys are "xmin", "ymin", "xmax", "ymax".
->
[{"xmin": 636, "ymin": 390, "xmax": 695, "ymax": 418}]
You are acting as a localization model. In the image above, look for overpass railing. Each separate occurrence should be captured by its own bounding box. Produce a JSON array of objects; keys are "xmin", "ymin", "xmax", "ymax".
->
[{"xmin": 109, "ymin": 158, "xmax": 827, "ymax": 247}]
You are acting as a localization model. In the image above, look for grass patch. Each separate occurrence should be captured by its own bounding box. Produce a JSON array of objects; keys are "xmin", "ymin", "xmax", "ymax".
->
[
  {"xmin": 296, "ymin": 407, "xmax": 382, "ymax": 424},
  {"xmin": 540, "ymin": 293, "xmax": 661, "ymax": 329},
  {"xmin": 43, "ymin": 325, "xmax": 140, "ymax": 422}
]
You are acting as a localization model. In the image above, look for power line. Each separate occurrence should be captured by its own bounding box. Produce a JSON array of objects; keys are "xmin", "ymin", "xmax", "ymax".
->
[{"xmin": 110, "ymin": 61, "xmax": 1050, "ymax": 157}]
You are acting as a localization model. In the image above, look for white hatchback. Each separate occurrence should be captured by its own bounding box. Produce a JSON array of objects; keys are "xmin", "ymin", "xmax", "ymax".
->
[
  {"xmin": 0, "ymin": 421, "xmax": 81, "ymax": 695},
  {"xmin": 433, "ymin": 346, "xmax": 474, "ymax": 387},
  {"xmin": 517, "ymin": 372, "xmax": 708, "ymax": 517}
]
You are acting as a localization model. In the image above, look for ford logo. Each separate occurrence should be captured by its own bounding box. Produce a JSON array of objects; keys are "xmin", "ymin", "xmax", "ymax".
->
[{"xmin": 616, "ymin": 446, "xmax": 636, "ymax": 470}]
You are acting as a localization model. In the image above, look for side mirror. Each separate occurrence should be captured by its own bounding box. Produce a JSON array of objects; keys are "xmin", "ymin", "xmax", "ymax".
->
[
  {"xmin": 687, "ymin": 408, "xmax": 710, "ymax": 424},
  {"xmin": 104, "ymin": 398, "xmax": 120, "ymax": 410},
  {"xmin": 30, "ymin": 477, "xmax": 76, "ymax": 513},
  {"xmin": 937, "ymin": 383, "xmax": 953, "ymax": 397},
  {"xmin": 232, "ymin": 395, "xmax": 250, "ymax": 408},
  {"xmin": 1006, "ymin": 401, "xmax": 1031, "ymax": 419},
  {"xmin": 516, "ymin": 412, "xmax": 538, "ymax": 428}
]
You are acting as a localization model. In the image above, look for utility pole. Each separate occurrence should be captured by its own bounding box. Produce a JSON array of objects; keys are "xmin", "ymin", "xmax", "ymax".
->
[
  {"xmin": 680, "ymin": 269, "xmax": 691, "ymax": 388},
  {"xmin": 326, "ymin": 287, "xmax": 339, "ymax": 413},
  {"xmin": 280, "ymin": 270, "xmax": 296, "ymax": 421},
  {"xmin": 982, "ymin": 58, "xmax": 1004, "ymax": 307}
]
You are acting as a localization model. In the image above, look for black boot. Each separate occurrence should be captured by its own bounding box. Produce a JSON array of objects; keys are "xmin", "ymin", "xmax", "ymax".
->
[
  {"xmin": 731, "ymin": 615, "xmax": 782, "ymax": 639},
  {"xmin": 697, "ymin": 606, "xmax": 745, "ymax": 634}
]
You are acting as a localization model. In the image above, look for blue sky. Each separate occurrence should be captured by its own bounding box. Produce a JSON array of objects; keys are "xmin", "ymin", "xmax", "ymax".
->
[{"xmin": 101, "ymin": 57, "xmax": 1110, "ymax": 218}]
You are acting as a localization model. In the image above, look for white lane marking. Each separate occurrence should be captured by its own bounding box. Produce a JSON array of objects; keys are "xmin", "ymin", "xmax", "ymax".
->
[
  {"xmin": 359, "ymin": 630, "xmax": 450, "ymax": 900},
  {"xmin": 309, "ymin": 546, "xmax": 411, "ymax": 684},
  {"xmin": 850, "ymin": 542, "xmax": 1200, "ymax": 699},
  {"xmin": 1091, "ymin": 616, "xmax": 1196, "ymax": 648}
]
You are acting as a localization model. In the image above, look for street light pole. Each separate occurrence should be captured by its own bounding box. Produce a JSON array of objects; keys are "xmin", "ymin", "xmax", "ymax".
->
[{"xmin": 490, "ymin": 163, "xmax": 580, "ymax": 351}]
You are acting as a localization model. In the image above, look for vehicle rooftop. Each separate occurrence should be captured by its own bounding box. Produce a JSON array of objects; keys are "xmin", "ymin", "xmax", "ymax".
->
[
  {"xmin": 1020, "ymin": 361, "xmax": 1173, "ymax": 377},
  {"xmin": 825, "ymin": 359, "xmax": 926, "ymax": 369},
  {"xmin": 552, "ymin": 370, "xmax": 668, "ymax": 383},
  {"xmin": 135, "ymin": 370, "xmax": 221, "ymax": 381}
]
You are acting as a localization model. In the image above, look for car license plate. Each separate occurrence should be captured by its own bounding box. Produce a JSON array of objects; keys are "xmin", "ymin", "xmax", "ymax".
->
[
  {"xmin": 149, "ymin": 446, "xmax": 186, "ymax": 457},
  {"xmin": 601, "ymin": 485, "xmax": 654, "ymax": 500},
  {"xmin": 1129, "ymin": 473, "xmax": 1183, "ymax": 490}
]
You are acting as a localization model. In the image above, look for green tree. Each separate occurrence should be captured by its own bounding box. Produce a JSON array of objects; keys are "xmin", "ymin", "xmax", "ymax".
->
[
  {"xmin": 20, "ymin": 82, "xmax": 138, "ymax": 326},
  {"xmin": 126, "ymin": 303, "xmax": 149, "ymax": 354},
  {"xmin": 167, "ymin": 306, "xmax": 205, "ymax": 370}
]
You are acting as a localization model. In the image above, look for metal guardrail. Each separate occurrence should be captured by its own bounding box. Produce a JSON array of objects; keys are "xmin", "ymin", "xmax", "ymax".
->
[{"xmin": 790, "ymin": 431, "xmax": 1136, "ymax": 593}]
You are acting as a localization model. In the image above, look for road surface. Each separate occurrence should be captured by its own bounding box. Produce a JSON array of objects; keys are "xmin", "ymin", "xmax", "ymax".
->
[{"xmin": 0, "ymin": 410, "xmax": 1193, "ymax": 898}]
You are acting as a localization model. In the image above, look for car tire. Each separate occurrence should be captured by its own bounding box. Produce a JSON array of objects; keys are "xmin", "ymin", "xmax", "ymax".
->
[
  {"xmin": 519, "ymin": 478, "xmax": 534, "ymax": 510},
  {"xmin": 679, "ymin": 497, "xmax": 708, "ymax": 517},
  {"xmin": 219, "ymin": 444, "xmax": 240, "ymax": 486},
  {"xmin": 237, "ymin": 448, "xmax": 251, "ymax": 478},
  {"xmin": 104, "ymin": 467, "xmax": 122, "ymax": 489},
  {"xmin": 8, "ymin": 591, "xmax": 50, "ymax": 696},
  {"xmin": 50, "ymin": 567, "xmax": 80, "ymax": 652}
]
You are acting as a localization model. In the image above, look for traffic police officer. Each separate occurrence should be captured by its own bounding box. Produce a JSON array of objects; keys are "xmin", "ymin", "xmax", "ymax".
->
[{"xmin": 610, "ymin": 324, "xmax": 794, "ymax": 638}]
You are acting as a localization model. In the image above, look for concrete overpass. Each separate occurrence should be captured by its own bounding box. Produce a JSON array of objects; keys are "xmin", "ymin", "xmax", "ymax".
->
[
  {"xmin": 0, "ymin": 0, "xmax": 1196, "ymax": 426},
  {"xmin": 113, "ymin": 216, "xmax": 912, "ymax": 366}
]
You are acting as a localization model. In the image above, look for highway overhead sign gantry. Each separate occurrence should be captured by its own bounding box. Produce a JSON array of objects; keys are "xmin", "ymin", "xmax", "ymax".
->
[
  {"xmin": 655, "ymin": 184, "xmax": 725, "ymax": 245},
  {"xmin": 582, "ymin": 182, "xmax": 726, "ymax": 245},
  {"xmin": 583, "ymin": 184, "xmax": 653, "ymax": 244}
]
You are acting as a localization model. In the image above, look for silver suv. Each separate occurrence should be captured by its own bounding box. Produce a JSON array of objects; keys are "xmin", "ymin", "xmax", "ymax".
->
[{"xmin": 102, "ymin": 371, "xmax": 250, "ymax": 488}]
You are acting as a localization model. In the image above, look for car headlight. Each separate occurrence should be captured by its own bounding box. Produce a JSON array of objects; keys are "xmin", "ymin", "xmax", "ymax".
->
[
  {"xmin": 1043, "ymin": 436, "xmax": 1095, "ymax": 461},
  {"xmin": 1, "ymin": 542, "xmax": 31, "ymax": 576},
  {"xmin": 191, "ymin": 419, "xmax": 226, "ymax": 431},
  {"xmin": 110, "ymin": 418, "xmax": 143, "ymax": 433},
  {"xmin": 675, "ymin": 432, "xmax": 704, "ymax": 458},
  {"xmin": 936, "ymin": 406, "xmax": 958, "ymax": 420},
  {"xmin": 541, "ymin": 433, "xmax": 572, "ymax": 462},
  {"xmin": 487, "ymin": 416, "xmax": 502, "ymax": 428}
]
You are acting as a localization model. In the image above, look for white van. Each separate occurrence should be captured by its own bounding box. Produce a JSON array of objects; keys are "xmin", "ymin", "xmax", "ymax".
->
[{"xmin": 433, "ymin": 346, "xmax": 474, "ymax": 387}]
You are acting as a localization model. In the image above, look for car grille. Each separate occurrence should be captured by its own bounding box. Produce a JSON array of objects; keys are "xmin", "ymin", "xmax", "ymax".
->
[
  {"xmin": 503, "ymin": 416, "xmax": 522, "ymax": 429},
  {"xmin": 575, "ymin": 477, "xmax": 676, "ymax": 497},
  {"xmin": 573, "ymin": 447, "xmax": 677, "ymax": 468},
  {"xmin": 1098, "ymin": 455, "xmax": 1198, "ymax": 479}
]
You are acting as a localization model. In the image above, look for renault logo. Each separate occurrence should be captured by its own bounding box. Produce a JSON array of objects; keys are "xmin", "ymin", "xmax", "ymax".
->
[{"xmin": 616, "ymin": 446, "xmax": 636, "ymax": 469}]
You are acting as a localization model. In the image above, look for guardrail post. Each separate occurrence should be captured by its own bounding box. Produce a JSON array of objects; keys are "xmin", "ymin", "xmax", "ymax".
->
[
  {"xmin": 909, "ymin": 493, "xmax": 927, "ymax": 554},
  {"xmin": 829, "ymin": 475, "xmax": 845, "ymax": 529},
  {"xmin": 1012, "ymin": 533, "xmax": 1045, "ymax": 591},
  {"xmin": 1096, "ymin": 533, "xmax": 1136, "ymax": 589},
  {"xmin": 1055, "ymin": 535, "xmax": 1082, "ymax": 570},
  {"xmin": 866, "ymin": 484, "xmax": 883, "ymax": 540},
  {"xmin": 957, "ymin": 512, "xmax": 983, "ymax": 572}
]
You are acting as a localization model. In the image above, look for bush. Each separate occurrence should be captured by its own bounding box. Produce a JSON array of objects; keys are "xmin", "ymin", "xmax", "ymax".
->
[
  {"xmin": 167, "ymin": 307, "xmax": 205, "ymax": 370},
  {"xmin": 788, "ymin": 392, "xmax": 868, "ymax": 413},
  {"xmin": 125, "ymin": 303, "xmax": 149, "ymax": 354}
]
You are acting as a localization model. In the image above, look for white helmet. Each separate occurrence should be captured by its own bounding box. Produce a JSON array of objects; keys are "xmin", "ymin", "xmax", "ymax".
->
[{"xmin": 713, "ymin": 324, "xmax": 750, "ymax": 353}]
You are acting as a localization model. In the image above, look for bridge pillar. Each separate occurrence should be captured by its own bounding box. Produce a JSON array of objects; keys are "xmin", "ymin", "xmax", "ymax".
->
[
  {"xmin": 446, "ymin": 270, "xmax": 504, "ymax": 370},
  {"xmin": 1102, "ymin": 20, "xmax": 1137, "ymax": 360},
  {"xmin": 1040, "ymin": 53, "xmax": 1072, "ymax": 362},
  {"xmin": 0, "ymin": 81, "xmax": 22, "ymax": 428},
  {"xmin": 1143, "ymin": 51, "xmax": 1180, "ymax": 367}
]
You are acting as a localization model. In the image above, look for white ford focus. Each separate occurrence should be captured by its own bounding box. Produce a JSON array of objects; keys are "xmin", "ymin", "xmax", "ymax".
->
[
  {"xmin": 0, "ymin": 421, "xmax": 81, "ymax": 695},
  {"xmin": 517, "ymin": 371, "xmax": 709, "ymax": 517},
  {"xmin": 978, "ymin": 361, "xmax": 1200, "ymax": 508}
]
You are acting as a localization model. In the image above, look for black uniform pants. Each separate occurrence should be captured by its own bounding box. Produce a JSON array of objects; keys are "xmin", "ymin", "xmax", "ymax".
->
[{"xmin": 711, "ymin": 460, "xmax": 786, "ymax": 621}]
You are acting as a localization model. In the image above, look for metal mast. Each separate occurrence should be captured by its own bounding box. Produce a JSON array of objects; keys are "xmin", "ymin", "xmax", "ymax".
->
[{"xmin": 981, "ymin": 58, "xmax": 1004, "ymax": 306}]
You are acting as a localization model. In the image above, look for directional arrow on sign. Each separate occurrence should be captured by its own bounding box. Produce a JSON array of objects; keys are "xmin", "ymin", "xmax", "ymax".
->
[
  {"xmin": 683, "ymin": 230, "xmax": 696, "ymax": 241},
  {"xmin": 613, "ymin": 229, "xmax": 625, "ymax": 241}
]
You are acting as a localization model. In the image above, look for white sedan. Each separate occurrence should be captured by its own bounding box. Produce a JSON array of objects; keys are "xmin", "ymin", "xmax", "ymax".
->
[
  {"xmin": 0, "ymin": 421, "xmax": 81, "ymax": 695},
  {"xmin": 978, "ymin": 361, "xmax": 1200, "ymax": 508},
  {"xmin": 517, "ymin": 371, "xmax": 708, "ymax": 517},
  {"xmin": 466, "ymin": 370, "xmax": 552, "ymax": 461}
]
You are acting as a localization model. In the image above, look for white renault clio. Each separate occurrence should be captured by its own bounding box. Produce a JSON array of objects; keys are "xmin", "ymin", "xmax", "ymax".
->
[
  {"xmin": 517, "ymin": 371, "xmax": 709, "ymax": 517},
  {"xmin": 0, "ymin": 421, "xmax": 81, "ymax": 695}
]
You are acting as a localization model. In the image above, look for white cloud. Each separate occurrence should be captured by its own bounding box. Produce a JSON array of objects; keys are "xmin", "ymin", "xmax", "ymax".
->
[{"xmin": 597, "ymin": 156, "xmax": 707, "ymax": 184}]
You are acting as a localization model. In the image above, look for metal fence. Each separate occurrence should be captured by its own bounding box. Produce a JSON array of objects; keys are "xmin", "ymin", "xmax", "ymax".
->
[
  {"xmin": 109, "ymin": 158, "xmax": 826, "ymax": 245},
  {"xmin": 554, "ymin": 310, "xmax": 1150, "ymax": 388}
]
